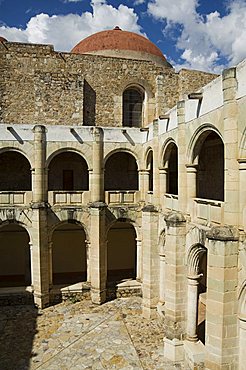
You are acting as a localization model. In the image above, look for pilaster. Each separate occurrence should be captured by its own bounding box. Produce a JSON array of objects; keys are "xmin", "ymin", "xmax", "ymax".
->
[
  {"xmin": 222, "ymin": 68, "xmax": 239, "ymax": 226},
  {"xmin": 142, "ymin": 205, "xmax": 159, "ymax": 318},
  {"xmin": 205, "ymin": 226, "xmax": 239, "ymax": 369},
  {"xmin": 177, "ymin": 100, "xmax": 187, "ymax": 213},
  {"xmin": 163, "ymin": 211, "xmax": 186, "ymax": 361}
]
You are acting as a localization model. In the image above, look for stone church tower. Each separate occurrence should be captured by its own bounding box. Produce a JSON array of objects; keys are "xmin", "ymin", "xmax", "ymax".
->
[{"xmin": 0, "ymin": 27, "xmax": 245, "ymax": 369}]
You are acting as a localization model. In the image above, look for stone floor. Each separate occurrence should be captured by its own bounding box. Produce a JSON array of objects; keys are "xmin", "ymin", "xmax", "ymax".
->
[{"xmin": 0, "ymin": 297, "xmax": 185, "ymax": 370}]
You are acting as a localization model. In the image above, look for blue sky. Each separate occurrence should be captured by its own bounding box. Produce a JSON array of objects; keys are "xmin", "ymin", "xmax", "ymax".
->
[{"xmin": 0, "ymin": 0, "xmax": 245, "ymax": 72}]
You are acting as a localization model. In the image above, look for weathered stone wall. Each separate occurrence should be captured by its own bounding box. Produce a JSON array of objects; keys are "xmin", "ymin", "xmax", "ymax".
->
[
  {"xmin": 0, "ymin": 41, "xmax": 217, "ymax": 127},
  {"xmin": 178, "ymin": 68, "xmax": 218, "ymax": 100}
]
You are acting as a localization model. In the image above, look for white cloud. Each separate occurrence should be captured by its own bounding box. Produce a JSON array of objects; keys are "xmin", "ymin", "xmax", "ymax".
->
[
  {"xmin": 134, "ymin": 0, "xmax": 145, "ymax": 5},
  {"xmin": 0, "ymin": 0, "xmax": 142, "ymax": 51},
  {"xmin": 148, "ymin": 0, "xmax": 246, "ymax": 72}
]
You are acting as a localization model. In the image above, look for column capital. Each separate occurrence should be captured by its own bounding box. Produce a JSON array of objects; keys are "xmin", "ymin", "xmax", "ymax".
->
[{"xmin": 206, "ymin": 225, "xmax": 238, "ymax": 241}]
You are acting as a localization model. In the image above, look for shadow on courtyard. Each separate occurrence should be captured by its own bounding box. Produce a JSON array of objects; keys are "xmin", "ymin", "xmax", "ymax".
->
[{"xmin": 0, "ymin": 294, "xmax": 38, "ymax": 370}]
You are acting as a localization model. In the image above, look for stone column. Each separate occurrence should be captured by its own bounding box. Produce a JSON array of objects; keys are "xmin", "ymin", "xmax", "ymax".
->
[
  {"xmin": 31, "ymin": 124, "xmax": 49, "ymax": 308},
  {"xmin": 139, "ymin": 169, "xmax": 149, "ymax": 202},
  {"xmin": 48, "ymin": 241, "xmax": 53, "ymax": 288},
  {"xmin": 90, "ymin": 202, "xmax": 107, "ymax": 304},
  {"xmin": 159, "ymin": 167, "xmax": 167, "ymax": 209},
  {"xmin": 29, "ymin": 242, "xmax": 34, "ymax": 287},
  {"xmin": 223, "ymin": 68, "xmax": 239, "ymax": 225},
  {"xmin": 91, "ymin": 127, "xmax": 104, "ymax": 203},
  {"xmin": 239, "ymin": 160, "xmax": 246, "ymax": 229},
  {"xmin": 142, "ymin": 205, "xmax": 159, "ymax": 318},
  {"xmin": 186, "ymin": 165, "xmax": 197, "ymax": 217},
  {"xmin": 33, "ymin": 125, "xmax": 46, "ymax": 204},
  {"xmin": 163, "ymin": 211, "xmax": 186, "ymax": 361},
  {"xmin": 205, "ymin": 226, "xmax": 238, "ymax": 369},
  {"xmin": 152, "ymin": 119, "xmax": 160, "ymax": 205},
  {"xmin": 136, "ymin": 238, "xmax": 142, "ymax": 281},
  {"xmin": 177, "ymin": 100, "xmax": 187, "ymax": 213},
  {"xmin": 159, "ymin": 247, "xmax": 166, "ymax": 304},
  {"xmin": 186, "ymin": 275, "xmax": 200, "ymax": 342},
  {"xmin": 239, "ymin": 315, "xmax": 246, "ymax": 370},
  {"xmin": 31, "ymin": 205, "xmax": 49, "ymax": 308},
  {"xmin": 85, "ymin": 240, "xmax": 91, "ymax": 283}
]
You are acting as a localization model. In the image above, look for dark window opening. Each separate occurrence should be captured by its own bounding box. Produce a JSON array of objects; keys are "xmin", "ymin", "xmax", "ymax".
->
[{"xmin": 123, "ymin": 87, "xmax": 144, "ymax": 127}]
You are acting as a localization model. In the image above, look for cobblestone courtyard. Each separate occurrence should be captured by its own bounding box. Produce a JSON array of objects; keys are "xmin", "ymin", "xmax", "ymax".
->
[{"xmin": 0, "ymin": 297, "xmax": 184, "ymax": 369}]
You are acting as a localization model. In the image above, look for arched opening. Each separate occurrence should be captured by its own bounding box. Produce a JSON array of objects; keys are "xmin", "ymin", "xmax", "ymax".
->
[
  {"xmin": 52, "ymin": 223, "xmax": 87, "ymax": 285},
  {"xmin": 197, "ymin": 252, "xmax": 207, "ymax": 344},
  {"xmin": 196, "ymin": 132, "xmax": 224, "ymax": 201},
  {"xmin": 166, "ymin": 143, "xmax": 178, "ymax": 195},
  {"xmin": 239, "ymin": 282, "xmax": 246, "ymax": 368},
  {"xmin": 187, "ymin": 244, "xmax": 207, "ymax": 344},
  {"xmin": 105, "ymin": 152, "xmax": 138, "ymax": 190},
  {"xmin": 107, "ymin": 221, "xmax": 137, "ymax": 283},
  {"xmin": 146, "ymin": 150, "xmax": 153, "ymax": 192},
  {"xmin": 0, "ymin": 224, "xmax": 31, "ymax": 287},
  {"xmin": 123, "ymin": 86, "xmax": 144, "ymax": 127},
  {"xmin": 48, "ymin": 152, "xmax": 89, "ymax": 191},
  {"xmin": 0, "ymin": 151, "xmax": 31, "ymax": 191}
]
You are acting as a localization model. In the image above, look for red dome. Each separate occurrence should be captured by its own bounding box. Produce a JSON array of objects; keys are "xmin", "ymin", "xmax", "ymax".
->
[
  {"xmin": 0, "ymin": 36, "xmax": 7, "ymax": 42},
  {"xmin": 71, "ymin": 27, "xmax": 171, "ymax": 67}
]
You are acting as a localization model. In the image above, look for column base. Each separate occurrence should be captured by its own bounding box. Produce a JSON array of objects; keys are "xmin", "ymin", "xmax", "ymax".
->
[
  {"xmin": 90, "ymin": 288, "xmax": 106, "ymax": 305},
  {"xmin": 184, "ymin": 339, "xmax": 205, "ymax": 369},
  {"xmin": 164, "ymin": 337, "xmax": 184, "ymax": 361},
  {"xmin": 34, "ymin": 291, "xmax": 49, "ymax": 308},
  {"xmin": 142, "ymin": 300, "xmax": 158, "ymax": 319}
]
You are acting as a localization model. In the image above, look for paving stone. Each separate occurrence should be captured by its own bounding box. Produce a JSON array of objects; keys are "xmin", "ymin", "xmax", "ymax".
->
[{"xmin": 0, "ymin": 297, "xmax": 184, "ymax": 369}]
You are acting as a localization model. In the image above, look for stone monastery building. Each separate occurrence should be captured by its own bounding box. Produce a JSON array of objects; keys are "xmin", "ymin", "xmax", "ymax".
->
[{"xmin": 0, "ymin": 27, "xmax": 246, "ymax": 369}]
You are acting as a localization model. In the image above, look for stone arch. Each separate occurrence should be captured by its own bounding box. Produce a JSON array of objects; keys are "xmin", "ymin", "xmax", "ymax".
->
[
  {"xmin": 239, "ymin": 280, "xmax": 246, "ymax": 316},
  {"xmin": 105, "ymin": 216, "xmax": 140, "ymax": 241},
  {"xmin": 187, "ymin": 124, "xmax": 223, "ymax": 165},
  {"xmin": 106, "ymin": 218, "xmax": 138, "ymax": 283},
  {"xmin": 48, "ymin": 150, "xmax": 89, "ymax": 191},
  {"xmin": 49, "ymin": 218, "xmax": 90, "ymax": 244},
  {"xmin": 46, "ymin": 147, "xmax": 91, "ymax": 169},
  {"xmin": 239, "ymin": 127, "xmax": 246, "ymax": 159},
  {"xmin": 104, "ymin": 151, "xmax": 139, "ymax": 191},
  {"xmin": 158, "ymin": 228, "xmax": 166, "ymax": 255},
  {"xmin": 104, "ymin": 148, "xmax": 139, "ymax": 169},
  {"xmin": 186, "ymin": 243, "xmax": 208, "ymax": 344},
  {"xmin": 0, "ymin": 146, "xmax": 34, "ymax": 169},
  {"xmin": 187, "ymin": 243, "xmax": 207, "ymax": 276},
  {"xmin": 145, "ymin": 147, "xmax": 153, "ymax": 192},
  {"xmin": 162, "ymin": 140, "xmax": 178, "ymax": 195},
  {"xmin": 123, "ymin": 85, "xmax": 144, "ymax": 127},
  {"xmin": 238, "ymin": 280, "xmax": 246, "ymax": 368},
  {"xmin": 119, "ymin": 79, "xmax": 154, "ymax": 99},
  {"xmin": 0, "ymin": 149, "xmax": 32, "ymax": 191},
  {"xmin": 187, "ymin": 124, "xmax": 224, "ymax": 201},
  {"xmin": 50, "ymin": 220, "xmax": 88, "ymax": 285},
  {"xmin": 0, "ymin": 222, "xmax": 31, "ymax": 287}
]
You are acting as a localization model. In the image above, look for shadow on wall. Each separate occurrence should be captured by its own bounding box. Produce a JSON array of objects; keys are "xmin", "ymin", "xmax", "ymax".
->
[
  {"xmin": 83, "ymin": 80, "xmax": 96, "ymax": 126},
  {"xmin": 0, "ymin": 298, "xmax": 38, "ymax": 369}
]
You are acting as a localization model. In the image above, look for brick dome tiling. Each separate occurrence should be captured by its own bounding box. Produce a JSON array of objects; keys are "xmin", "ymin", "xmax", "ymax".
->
[{"xmin": 71, "ymin": 27, "xmax": 171, "ymax": 67}]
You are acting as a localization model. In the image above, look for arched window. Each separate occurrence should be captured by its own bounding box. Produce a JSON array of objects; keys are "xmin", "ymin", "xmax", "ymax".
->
[
  {"xmin": 0, "ymin": 151, "xmax": 31, "ymax": 191},
  {"xmin": 123, "ymin": 86, "xmax": 144, "ymax": 127},
  {"xmin": 105, "ymin": 152, "xmax": 138, "ymax": 191},
  {"xmin": 166, "ymin": 144, "xmax": 178, "ymax": 195},
  {"xmin": 196, "ymin": 132, "xmax": 224, "ymax": 201},
  {"xmin": 146, "ymin": 150, "xmax": 153, "ymax": 192},
  {"xmin": 48, "ymin": 152, "xmax": 89, "ymax": 191}
]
